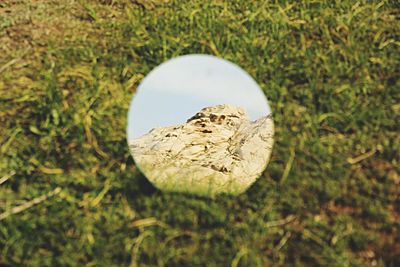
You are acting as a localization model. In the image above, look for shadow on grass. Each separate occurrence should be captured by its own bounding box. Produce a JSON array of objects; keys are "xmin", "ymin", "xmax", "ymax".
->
[{"xmin": 124, "ymin": 169, "xmax": 159, "ymax": 197}]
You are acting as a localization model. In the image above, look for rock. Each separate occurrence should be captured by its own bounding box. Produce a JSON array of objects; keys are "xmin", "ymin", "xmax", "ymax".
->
[{"xmin": 129, "ymin": 104, "xmax": 274, "ymax": 197}]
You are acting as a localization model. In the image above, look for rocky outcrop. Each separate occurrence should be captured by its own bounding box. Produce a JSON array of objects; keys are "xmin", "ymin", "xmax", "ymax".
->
[{"xmin": 129, "ymin": 104, "xmax": 274, "ymax": 197}]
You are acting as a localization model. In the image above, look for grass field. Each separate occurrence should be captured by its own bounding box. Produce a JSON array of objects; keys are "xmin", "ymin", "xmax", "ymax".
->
[{"xmin": 0, "ymin": 0, "xmax": 399, "ymax": 266}]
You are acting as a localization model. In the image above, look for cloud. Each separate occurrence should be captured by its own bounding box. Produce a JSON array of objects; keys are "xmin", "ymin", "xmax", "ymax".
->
[
  {"xmin": 138, "ymin": 55, "xmax": 271, "ymax": 117},
  {"xmin": 128, "ymin": 55, "xmax": 272, "ymax": 139}
]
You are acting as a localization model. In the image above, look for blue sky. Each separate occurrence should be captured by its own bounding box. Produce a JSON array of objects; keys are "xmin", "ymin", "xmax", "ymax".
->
[{"xmin": 127, "ymin": 54, "xmax": 271, "ymax": 139}]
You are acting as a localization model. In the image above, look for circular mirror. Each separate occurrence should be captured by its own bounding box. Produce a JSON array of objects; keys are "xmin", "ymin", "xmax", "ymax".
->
[{"xmin": 127, "ymin": 54, "xmax": 274, "ymax": 197}]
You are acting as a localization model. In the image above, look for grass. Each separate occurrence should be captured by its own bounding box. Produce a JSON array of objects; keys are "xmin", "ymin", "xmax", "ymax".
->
[{"xmin": 0, "ymin": 0, "xmax": 399, "ymax": 266}]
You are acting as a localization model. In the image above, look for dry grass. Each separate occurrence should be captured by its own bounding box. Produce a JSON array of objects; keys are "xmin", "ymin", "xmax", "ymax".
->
[{"xmin": 1, "ymin": 0, "xmax": 399, "ymax": 266}]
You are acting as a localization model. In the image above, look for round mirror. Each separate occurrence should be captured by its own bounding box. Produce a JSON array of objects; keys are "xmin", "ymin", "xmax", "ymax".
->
[{"xmin": 127, "ymin": 54, "xmax": 274, "ymax": 197}]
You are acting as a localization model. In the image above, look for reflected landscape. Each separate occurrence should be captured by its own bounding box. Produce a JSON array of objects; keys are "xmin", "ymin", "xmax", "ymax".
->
[{"xmin": 127, "ymin": 55, "xmax": 274, "ymax": 196}]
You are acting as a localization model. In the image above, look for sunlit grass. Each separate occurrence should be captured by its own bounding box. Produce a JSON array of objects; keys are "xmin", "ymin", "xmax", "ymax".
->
[{"xmin": 0, "ymin": 0, "xmax": 399, "ymax": 266}]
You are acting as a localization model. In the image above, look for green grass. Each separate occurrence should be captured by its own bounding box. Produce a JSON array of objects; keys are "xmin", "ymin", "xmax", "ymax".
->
[{"xmin": 0, "ymin": 0, "xmax": 399, "ymax": 266}]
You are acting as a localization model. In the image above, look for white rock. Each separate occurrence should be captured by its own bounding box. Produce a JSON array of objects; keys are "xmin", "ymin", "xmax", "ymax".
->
[{"xmin": 129, "ymin": 104, "xmax": 274, "ymax": 197}]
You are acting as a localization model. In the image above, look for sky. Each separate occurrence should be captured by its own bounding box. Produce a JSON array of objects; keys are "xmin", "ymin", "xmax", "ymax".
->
[{"xmin": 127, "ymin": 54, "xmax": 271, "ymax": 139}]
